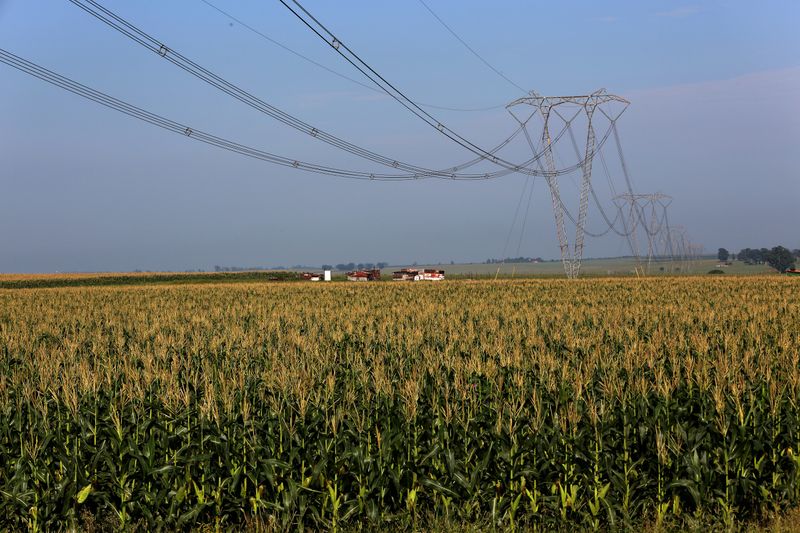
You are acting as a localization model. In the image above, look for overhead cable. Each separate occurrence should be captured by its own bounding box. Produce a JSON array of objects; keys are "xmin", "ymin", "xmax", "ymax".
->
[
  {"xmin": 416, "ymin": 0, "xmax": 527, "ymax": 93},
  {"xmin": 198, "ymin": 0, "xmax": 506, "ymax": 112},
  {"xmin": 277, "ymin": 0, "xmax": 622, "ymax": 177},
  {"xmin": 68, "ymin": 0, "xmax": 559, "ymax": 179},
  {"xmin": 67, "ymin": 0, "xmax": 608, "ymax": 179},
  {"xmin": 0, "ymin": 48, "xmax": 491, "ymax": 182}
]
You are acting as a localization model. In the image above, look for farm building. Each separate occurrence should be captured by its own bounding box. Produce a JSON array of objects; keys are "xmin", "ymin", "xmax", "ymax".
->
[
  {"xmin": 419, "ymin": 268, "xmax": 446, "ymax": 281},
  {"xmin": 392, "ymin": 268, "xmax": 417, "ymax": 281},
  {"xmin": 301, "ymin": 270, "xmax": 332, "ymax": 281},
  {"xmin": 392, "ymin": 268, "xmax": 445, "ymax": 281},
  {"xmin": 347, "ymin": 269, "xmax": 381, "ymax": 282}
]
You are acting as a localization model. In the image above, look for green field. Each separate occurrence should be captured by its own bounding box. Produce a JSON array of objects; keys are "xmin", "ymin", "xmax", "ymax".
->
[
  {"xmin": 0, "ymin": 270, "xmax": 301, "ymax": 290},
  {"xmin": 0, "ymin": 259, "xmax": 776, "ymax": 290},
  {"xmin": 385, "ymin": 258, "xmax": 776, "ymax": 278}
]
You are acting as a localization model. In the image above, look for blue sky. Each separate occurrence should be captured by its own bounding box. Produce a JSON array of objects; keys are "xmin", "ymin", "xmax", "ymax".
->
[{"xmin": 1, "ymin": 0, "xmax": 798, "ymax": 272}]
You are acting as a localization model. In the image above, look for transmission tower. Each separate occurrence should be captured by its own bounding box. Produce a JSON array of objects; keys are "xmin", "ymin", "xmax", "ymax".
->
[
  {"xmin": 687, "ymin": 243, "xmax": 704, "ymax": 273},
  {"xmin": 613, "ymin": 193, "xmax": 674, "ymax": 274},
  {"xmin": 660, "ymin": 225, "xmax": 700, "ymax": 273},
  {"xmin": 506, "ymin": 89, "xmax": 629, "ymax": 278}
]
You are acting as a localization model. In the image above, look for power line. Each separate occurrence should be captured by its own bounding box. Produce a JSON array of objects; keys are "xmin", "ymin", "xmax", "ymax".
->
[
  {"xmin": 198, "ymin": 0, "xmax": 506, "ymax": 112},
  {"xmin": 198, "ymin": 0, "xmax": 375, "ymax": 93},
  {"xmin": 277, "ymin": 0, "xmax": 623, "ymax": 178},
  {"xmin": 493, "ymin": 175, "xmax": 536, "ymax": 280},
  {"xmin": 67, "ymin": 0, "xmax": 608, "ymax": 180},
  {"xmin": 515, "ymin": 176, "xmax": 537, "ymax": 256},
  {"xmin": 498, "ymin": 178, "xmax": 530, "ymax": 267},
  {"xmin": 0, "ymin": 48, "xmax": 475, "ymax": 182},
  {"xmin": 67, "ymin": 0, "xmax": 510, "ymax": 180},
  {"xmin": 277, "ymin": 0, "xmax": 513, "ymax": 166},
  {"xmin": 416, "ymin": 0, "xmax": 527, "ymax": 93}
]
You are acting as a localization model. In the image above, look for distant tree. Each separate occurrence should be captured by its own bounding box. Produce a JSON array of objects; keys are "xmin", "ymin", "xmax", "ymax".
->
[
  {"xmin": 377, "ymin": 262, "xmax": 388, "ymax": 269},
  {"xmin": 335, "ymin": 263, "xmax": 347, "ymax": 271},
  {"xmin": 717, "ymin": 248, "xmax": 729, "ymax": 262},
  {"xmin": 738, "ymin": 248, "xmax": 764, "ymax": 264},
  {"xmin": 765, "ymin": 246, "xmax": 796, "ymax": 273},
  {"xmin": 322, "ymin": 264, "xmax": 332, "ymax": 271},
  {"xmin": 737, "ymin": 248, "xmax": 748, "ymax": 262}
]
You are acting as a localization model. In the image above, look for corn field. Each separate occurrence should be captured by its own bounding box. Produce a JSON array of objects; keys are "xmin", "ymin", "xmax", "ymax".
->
[{"xmin": 0, "ymin": 277, "xmax": 798, "ymax": 531}]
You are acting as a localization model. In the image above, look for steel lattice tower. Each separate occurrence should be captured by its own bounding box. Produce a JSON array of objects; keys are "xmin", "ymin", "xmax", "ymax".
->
[{"xmin": 506, "ymin": 89, "xmax": 629, "ymax": 278}]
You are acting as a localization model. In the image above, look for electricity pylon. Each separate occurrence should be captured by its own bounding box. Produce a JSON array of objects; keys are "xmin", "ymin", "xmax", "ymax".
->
[
  {"xmin": 613, "ymin": 193, "xmax": 674, "ymax": 274},
  {"xmin": 506, "ymin": 89, "xmax": 629, "ymax": 278}
]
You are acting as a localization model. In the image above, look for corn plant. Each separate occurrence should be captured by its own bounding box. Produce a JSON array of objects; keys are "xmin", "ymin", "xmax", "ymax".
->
[{"xmin": 0, "ymin": 276, "xmax": 796, "ymax": 530}]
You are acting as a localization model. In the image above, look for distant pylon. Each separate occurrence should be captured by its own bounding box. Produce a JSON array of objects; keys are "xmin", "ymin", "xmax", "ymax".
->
[{"xmin": 613, "ymin": 193, "xmax": 673, "ymax": 274}]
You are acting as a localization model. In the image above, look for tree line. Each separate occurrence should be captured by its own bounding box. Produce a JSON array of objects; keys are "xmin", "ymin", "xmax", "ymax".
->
[
  {"xmin": 484, "ymin": 256, "xmax": 544, "ymax": 264},
  {"xmin": 718, "ymin": 246, "xmax": 798, "ymax": 272}
]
